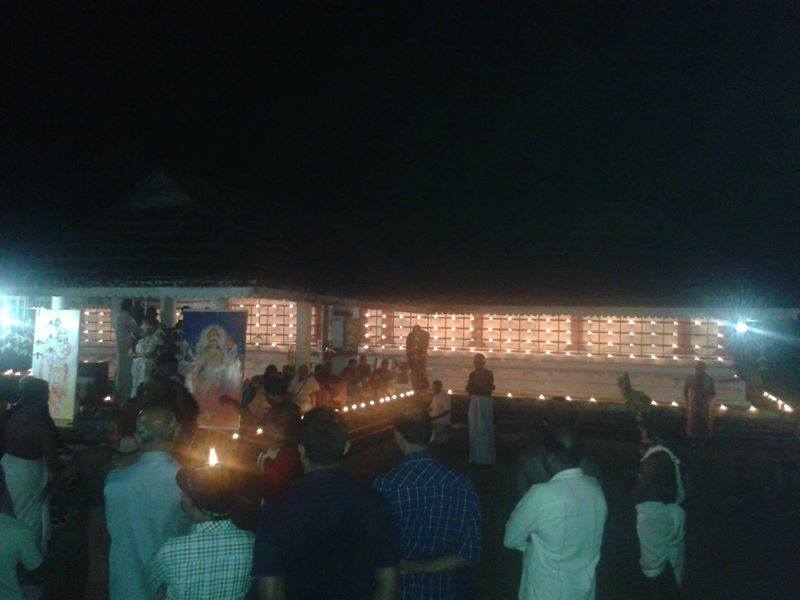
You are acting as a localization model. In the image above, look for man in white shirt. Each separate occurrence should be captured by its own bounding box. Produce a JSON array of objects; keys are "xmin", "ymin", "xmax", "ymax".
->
[
  {"xmin": 0, "ymin": 466, "xmax": 45, "ymax": 600},
  {"xmin": 504, "ymin": 426, "xmax": 607, "ymax": 600},
  {"xmin": 114, "ymin": 299, "xmax": 140, "ymax": 401},
  {"xmin": 288, "ymin": 364, "xmax": 321, "ymax": 414},
  {"xmin": 105, "ymin": 405, "xmax": 190, "ymax": 600}
]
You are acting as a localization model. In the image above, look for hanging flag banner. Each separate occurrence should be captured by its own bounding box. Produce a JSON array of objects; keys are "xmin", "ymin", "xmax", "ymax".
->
[
  {"xmin": 32, "ymin": 308, "xmax": 81, "ymax": 423},
  {"xmin": 180, "ymin": 311, "xmax": 247, "ymax": 429}
]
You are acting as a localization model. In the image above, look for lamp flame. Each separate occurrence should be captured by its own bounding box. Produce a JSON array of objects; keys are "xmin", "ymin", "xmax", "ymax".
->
[{"xmin": 208, "ymin": 447, "xmax": 218, "ymax": 467}]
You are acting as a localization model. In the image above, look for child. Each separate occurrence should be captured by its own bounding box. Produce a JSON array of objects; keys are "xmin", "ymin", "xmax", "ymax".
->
[{"xmin": 429, "ymin": 380, "xmax": 451, "ymax": 444}]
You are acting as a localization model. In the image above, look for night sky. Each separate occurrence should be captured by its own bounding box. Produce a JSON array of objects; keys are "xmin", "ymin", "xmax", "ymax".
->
[{"xmin": 2, "ymin": 4, "xmax": 799, "ymax": 306}]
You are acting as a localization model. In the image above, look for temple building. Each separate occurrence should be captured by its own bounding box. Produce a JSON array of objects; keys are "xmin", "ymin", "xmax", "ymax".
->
[{"xmin": 2, "ymin": 286, "xmax": 796, "ymax": 408}]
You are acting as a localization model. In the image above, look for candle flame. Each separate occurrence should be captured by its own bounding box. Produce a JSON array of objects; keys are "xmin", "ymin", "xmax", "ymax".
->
[
  {"xmin": 208, "ymin": 447, "xmax": 218, "ymax": 467},
  {"xmin": 256, "ymin": 427, "xmax": 263, "ymax": 435}
]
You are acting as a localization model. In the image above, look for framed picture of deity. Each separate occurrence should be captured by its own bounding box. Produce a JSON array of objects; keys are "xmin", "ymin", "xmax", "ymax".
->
[{"xmin": 180, "ymin": 310, "xmax": 248, "ymax": 429}]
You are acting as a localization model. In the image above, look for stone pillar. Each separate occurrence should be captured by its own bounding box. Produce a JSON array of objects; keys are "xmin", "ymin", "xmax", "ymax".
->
[
  {"xmin": 295, "ymin": 301, "xmax": 312, "ymax": 369},
  {"xmin": 214, "ymin": 298, "xmax": 229, "ymax": 311},
  {"xmin": 161, "ymin": 297, "xmax": 177, "ymax": 327},
  {"xmin": 51, "ymin": 296, "xmax": 66, "ymax": 310}
]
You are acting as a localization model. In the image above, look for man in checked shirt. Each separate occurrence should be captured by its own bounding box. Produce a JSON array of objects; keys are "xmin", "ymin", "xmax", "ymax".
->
[{"xmin": 373, "ymin": 408, "xmax": 482, "ymax": 600}]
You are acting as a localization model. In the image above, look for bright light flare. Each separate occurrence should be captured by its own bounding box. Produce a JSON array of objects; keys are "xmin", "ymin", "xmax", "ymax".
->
[
  {"xmin": 208, "ymin": 447, "xmax": 219, "ymax": 466},
  {"xmin": 735, "ymin": 321, "xmax": 749, "ymax": 334}
]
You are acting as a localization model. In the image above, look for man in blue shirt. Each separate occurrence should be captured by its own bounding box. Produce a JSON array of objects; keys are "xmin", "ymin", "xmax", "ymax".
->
[
  {"xmin": 253, "ymin": 408, "xmax": 400, "ymax": 600},
  {"xmin": 374, "ymin": 409, "xmax": 482, "ymax": 600}
]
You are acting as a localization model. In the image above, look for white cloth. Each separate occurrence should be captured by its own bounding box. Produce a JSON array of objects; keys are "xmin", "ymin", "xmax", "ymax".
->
[
  {"xmin": 636, "ymin": 501, "xmax": 685, "ymax": 584},
  {"xmin": 289, "ymin": 375, "xmax": 321, "ymax": 414},
  {"xmin": 105, "ymin": 451, "xmax": 190, "ymax": 600},
  {"xmin": 505, "ymin": 468, "xmax": 608, "ymax": 600},
  {"xmin": 0, "ymin": 513, "xmax": 44, "ymax": 600},
  {"xmin": 115, "ymin": 310, "xmax": 139, "ymax": 400},
  {"xmin": 642, "ymin": 445, "xmax": 685, "ymax": 504},
  {"xmin": 429, "ymin": 393, "xmax": 451, "ymax": 426},
  {"xmin": 468, "ymin": 395, "xmax": 495, "ymax": 465},
  {"xmin": 0, "ymin": 454, "xmax": 50, "ymax": 552},
  {"xmin": 130, "ymin": 334, "xmax": 161, "ymax": 399}
]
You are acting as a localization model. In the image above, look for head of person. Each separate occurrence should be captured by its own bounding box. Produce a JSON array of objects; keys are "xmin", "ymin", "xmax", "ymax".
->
[
  {"xmin": 18, "ymin": 376, "xmax": 50, "ymax": 411},
  {"xmin": 640, "ymin": 410, "xmax": 676, "ymax": 448},
  {"xmin": 431, "ymin": 380, "xmax": 443, "ymax": 394},
  {"xmin": 358, "ymin": 355, "xmax": 368, "ymax": 365},
  {"xmin": 135, "ymin": 404, "xmax": 178, "ymax": 451},
  {"xmin": 394, "ymin": 408, "xmax": 433, "ymax": 454},
  {"xmin": 262, "ymin": 405, "xmax": 301, "ymax": 450},
  {"xmin": 298, "ymin": 408, "xmax": 350, "ymax": 471},
  {"xmin": 121, "ymin": 299, "xmax": 134, "ymax": 313},
  {"xmin": 264, "ymin": 376, "xmax": 289, "ymax": 407},
  {"xmin": 412, "ymin": 325, "xmax": 421, "ymax": 333},
  {"xmin": 145, "ymin": 306, "xmax": 159, "ymax": 324},
  {"xmin": 541, "ymin": 424, "xmax": 584, "ymax": 477},
  {"xmin": 264, "ymin": 364, "xmax": 278, "ymax": 379},
  {"xmin": 695, "ymin": 361, "xmax": 706, "ymax": 376},
  {"xmin": 616, "ymin": 372, "xmax": 632, "ymax": 396},
  {"xmin": 155, "ymin": 354, "xmax": 179, "ymax": 378},
  {"xmin": 176, "ymin": 466, "xmax": 235, "ymax": 523},
  {"xmin": 380, "ymin": 358, "xmax": 390, "ymax": 370},
  {"xmin": 473, "ymin": 353, "xmax": 486, "ymax": 370},
  {"xmin": 282, "ymin": 364, "xmax": 294, "ymax": 380},
  {"xmin": 297, "ymin": 364, "xmax": 309, "ymax": 380},
  {"xmin": 347, "ymin": 358, "xmax": 357, "ymax": 369}
]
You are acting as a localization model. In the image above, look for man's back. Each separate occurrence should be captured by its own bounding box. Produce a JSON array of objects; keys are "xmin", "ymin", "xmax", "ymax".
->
[
  {"xmin": 505, "ymin": 468, "xmax": 607, "ymax": 600},
  {"xmin": 105, "ymin": 451, "xmax": 190, "ymax": 600},
  {"xmin": 374, "ymin": 453, "xmax": 481, "ymax": 599},
  {"xmin": 253, "ymin": 468, "xmax": 399, "ymax": 599}
]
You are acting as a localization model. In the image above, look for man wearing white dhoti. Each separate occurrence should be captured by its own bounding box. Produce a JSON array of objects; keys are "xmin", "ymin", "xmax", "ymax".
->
[
  {"xmin": 466, "ymin": 353, "xmax": 496, "ymax": 465},
  {"xmin": 115, "ymin": 299, "xmax": 140, "ymax": 401},
  {"xmin": 130, "ymin": 322, "xmax": 162, "ymax": 399},
  {"xmin": 0, "ymin": 378, "xmax": 61, "ymax": 553}
]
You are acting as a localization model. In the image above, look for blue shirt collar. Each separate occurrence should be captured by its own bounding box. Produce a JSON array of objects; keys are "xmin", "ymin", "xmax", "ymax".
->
[{"xmin": 401, "ymin": 451, "xmax": 432, "ymax": 464}]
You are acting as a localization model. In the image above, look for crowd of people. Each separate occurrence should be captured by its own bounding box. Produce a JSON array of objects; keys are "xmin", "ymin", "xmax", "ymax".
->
[{"xmin": 0, "ymin": 345, "xmax": 714, "ymax": 599}]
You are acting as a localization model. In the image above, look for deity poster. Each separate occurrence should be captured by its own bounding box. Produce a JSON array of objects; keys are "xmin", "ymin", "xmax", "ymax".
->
[
  {"xmin": 180, "ymin": 311, "xmax": 247, "ymax": 429},
  {"xmin": 32, "ymin": 309, "xmax": 81, "ymax": 423}
]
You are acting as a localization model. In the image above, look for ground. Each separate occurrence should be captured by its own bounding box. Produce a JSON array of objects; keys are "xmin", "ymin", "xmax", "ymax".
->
[{"xmin": 45, "ymin": 420, "xmax": 800, "ymax": 599}]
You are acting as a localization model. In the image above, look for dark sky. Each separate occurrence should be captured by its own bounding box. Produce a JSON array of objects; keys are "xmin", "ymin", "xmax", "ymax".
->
[{"xmin": 2, "ymin": 3, "xmax": 799, "ymax": 306}]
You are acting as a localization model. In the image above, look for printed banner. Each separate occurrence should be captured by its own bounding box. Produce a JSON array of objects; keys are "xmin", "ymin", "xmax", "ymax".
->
[
  {"xmin": 180, "ymin": 311, "xmax": 247, "ymax": 429},
  {"xmin": 32, "ymin": 309, "xmax": 81, "ymax": 422}
]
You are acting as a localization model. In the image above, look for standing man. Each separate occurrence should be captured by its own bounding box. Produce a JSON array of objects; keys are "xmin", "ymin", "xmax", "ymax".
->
[
  {"xmin": 683, "ymin": 361, "xmax": 716, "ymax": 444},
  {"xmin": 634, "ymin": 412, "xmax": 685, "ymax": 598},
  {"xmin": 406, "ymin": 325, "xmax": 430, "ymax": 391},
  {"xmin": 466, "ymin": 354, "xmax": 495, "ymax": 465},
  {"xmin": 149, "ymin": 465, "xmax": 255, "ymax": 600},
  {"xmin": 105, "ymin": 405, "xmax": 190, "ymax": 600},
  {"xmin": 252, "ymin": 408, "xmax": 400, "ymax": 599},
  {"xmin": 114, "ymin": 299, "xmax": 140, "ymax": 402},
  {"xmin": 374, "ymin": 409, "xmax": 481, "ymax": 599},
  {"xmin": 504, "ymin": 426, "xmax": 607, "ymax": 600},
  {"xmin": 428, "ymin": 380, "xmax": 452, "ymax": 445}
]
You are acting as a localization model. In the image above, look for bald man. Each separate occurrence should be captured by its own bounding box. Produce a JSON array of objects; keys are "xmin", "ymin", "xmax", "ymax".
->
[{"xmin": 105, "ymin": 406, "xmax": 190, "ymax": 600}]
